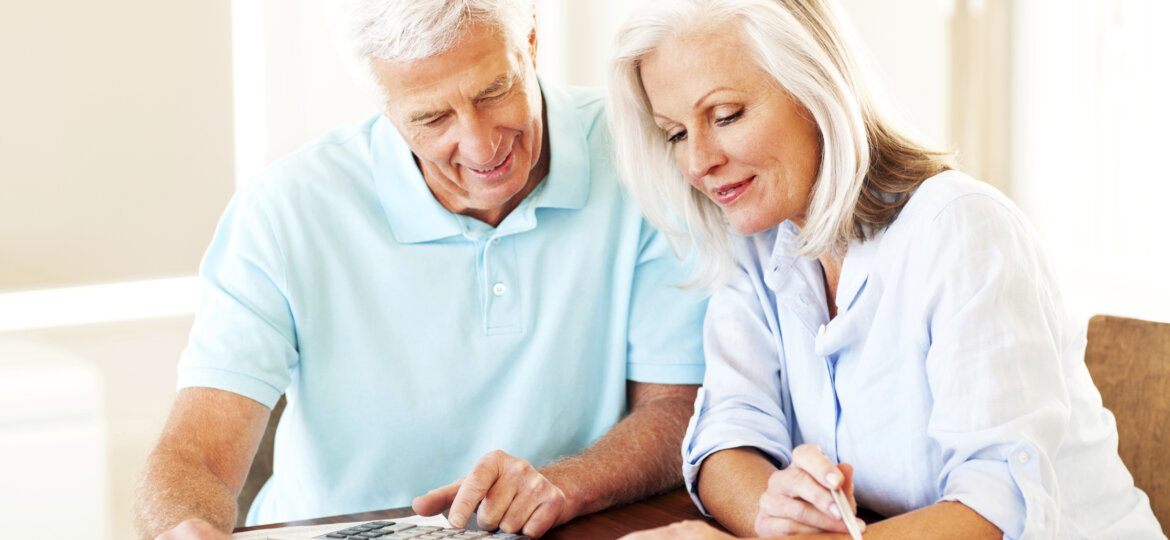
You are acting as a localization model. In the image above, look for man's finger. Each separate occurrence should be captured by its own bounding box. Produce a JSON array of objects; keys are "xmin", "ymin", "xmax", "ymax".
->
[
  {"xmin": 411, "ymin": 478, "xmax": 463, "ymax": 517},
  {"xmin": 494, "ymin": 475, "xmax": 549, "ymax": 533},
  {"xmin": 473, "ymin": 468, "xmax": 523, "ymax": 531},
  {"xmin": 447, "ymin": 452, "xmax": 506, "ymax": 527},
  {"xmin": 520, "ymin": 500, "xmax": 562, "ymax": 538}
]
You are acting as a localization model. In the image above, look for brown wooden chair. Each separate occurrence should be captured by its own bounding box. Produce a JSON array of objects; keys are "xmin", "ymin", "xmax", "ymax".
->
[
  {"xmin": 1084, "ymin": 314, "xmax": 1170, "ymax": 534},
  {"xmin": 237, "ymin": 394, "xmax": 286, "ymax": 527}
]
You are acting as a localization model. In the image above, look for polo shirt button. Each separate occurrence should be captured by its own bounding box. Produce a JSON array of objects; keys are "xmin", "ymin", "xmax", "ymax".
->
[{"xmin": 492, "ymin": 282, "xmax": 506, "ymax": 296}]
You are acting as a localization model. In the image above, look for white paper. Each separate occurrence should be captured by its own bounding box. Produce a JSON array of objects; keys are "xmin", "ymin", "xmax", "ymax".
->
[{"xmin": 234, "ymin": 514, "xmax": 452, "ymax": 540}]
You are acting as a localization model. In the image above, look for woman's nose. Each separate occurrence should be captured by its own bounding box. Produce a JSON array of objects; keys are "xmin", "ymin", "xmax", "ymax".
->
[{"xmin": 687, "ymin": 134, "xmax": 726, "ymax": 180}]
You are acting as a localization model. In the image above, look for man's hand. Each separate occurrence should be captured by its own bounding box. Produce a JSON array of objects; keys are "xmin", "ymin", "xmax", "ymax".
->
[
  {"xmin": 754, "ymin": 444, "xmax": 865, "ymax": 537},
  {"xmin": 153, "ymin": 518, "xmax": 232, "ymax": 540},
  {"xmin": 412, "ymin": 450, "xmax": 572, "ymax": 538},
  {"xmin": 618, "ymin": 520, "xmax": 734, "ymax": 540}
]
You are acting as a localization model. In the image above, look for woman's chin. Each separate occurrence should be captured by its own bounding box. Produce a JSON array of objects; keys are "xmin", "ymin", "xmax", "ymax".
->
[{"xmin": 728, "ymin": 217, "xmax": 777, "ymax": 237}]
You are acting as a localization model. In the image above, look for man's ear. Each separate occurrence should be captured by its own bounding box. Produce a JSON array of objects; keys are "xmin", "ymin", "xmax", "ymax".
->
[{"xmin": 528, "ymin": 15, "xmax": 538, "ymax": 69}]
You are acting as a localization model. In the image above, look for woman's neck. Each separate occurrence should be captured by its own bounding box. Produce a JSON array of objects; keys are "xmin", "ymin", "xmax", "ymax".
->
[{"xmin": 818, "ymin": 254, "xmax": 844, "ymax": 320}]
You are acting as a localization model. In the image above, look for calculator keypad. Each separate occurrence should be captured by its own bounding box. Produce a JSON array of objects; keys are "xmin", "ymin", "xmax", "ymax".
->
[{"xmin": 316, "ymin": 520, "xmax": 529, "ymax": 540}]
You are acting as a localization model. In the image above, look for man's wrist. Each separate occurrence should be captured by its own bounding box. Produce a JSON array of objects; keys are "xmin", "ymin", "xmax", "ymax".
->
[{"xmin": 543, "ymin": 465, "xmax": 588, "ymax": 524}]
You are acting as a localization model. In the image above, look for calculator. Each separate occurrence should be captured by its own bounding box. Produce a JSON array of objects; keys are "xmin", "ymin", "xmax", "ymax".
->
[{"xmin": 311, "ymin": 519, "xmax": 531, "ymax": 540}]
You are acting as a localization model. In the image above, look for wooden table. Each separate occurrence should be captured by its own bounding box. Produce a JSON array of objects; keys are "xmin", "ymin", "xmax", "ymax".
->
[{"xmin": 235, "ymin": 487, "xmax": 714, "ymax": 539}]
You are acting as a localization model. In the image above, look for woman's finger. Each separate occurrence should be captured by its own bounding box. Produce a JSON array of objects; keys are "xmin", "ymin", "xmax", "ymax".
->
[
  {"xmin": 754, "ymin": 512, "xmax": 827, "ymax": 537},
  {"xmin": 758, "ymin": 486, "xmax": 851, "ymax": 533},
  {"xmin": 790, "ymin": 444, "xmax": 845, "ymax": 489},
  {"xmin": 770, "ymin": 464, "xmax": 841, "ymax": 523},
  {"xmin": 839, "ymin": 462, "xmax": 859, "ymax": 513}
]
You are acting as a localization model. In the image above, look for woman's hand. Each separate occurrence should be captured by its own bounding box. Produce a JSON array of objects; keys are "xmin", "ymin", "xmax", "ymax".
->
[
  {"xmin": 618, "ymin": 520, "xmax": 736, "ymax": 540},
  {"xmin": 754, "ymin": 444, "xmax": 866, "ymax": 537}
]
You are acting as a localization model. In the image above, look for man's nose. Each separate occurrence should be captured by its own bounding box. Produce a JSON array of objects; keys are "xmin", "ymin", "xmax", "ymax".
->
[{"xmin": 459, "ymin": 115, "xmax": 502, "ymax": 166}]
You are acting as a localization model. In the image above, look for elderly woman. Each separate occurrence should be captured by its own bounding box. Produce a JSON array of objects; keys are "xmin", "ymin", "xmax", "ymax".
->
[{"xmin": 607, "ymin": 0, "xmax": 1164, "ymax": 539}]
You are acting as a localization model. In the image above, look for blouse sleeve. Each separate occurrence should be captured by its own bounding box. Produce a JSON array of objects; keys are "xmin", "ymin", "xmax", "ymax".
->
[
  {"xmin": 682, "ymin": 242, "xmax": 796, "ymax": 515},
  {"xmin": 908, "ymin": 191, "xmax": 1078, "ymax": 540}
]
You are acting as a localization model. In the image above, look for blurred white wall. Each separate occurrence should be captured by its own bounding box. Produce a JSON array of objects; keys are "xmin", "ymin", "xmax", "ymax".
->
[{"xmin": 0, "ymin": 0, "xmax": 235, "ymax": 292}]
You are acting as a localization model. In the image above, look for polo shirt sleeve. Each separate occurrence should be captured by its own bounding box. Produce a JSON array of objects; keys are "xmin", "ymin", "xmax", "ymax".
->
[
  {"xmin": 624, "ymin": 220, "xmax": 707, "ymax": 385},
  {"xmin": 176, "ymin": 183, "xmax": 298, "ymax": 409}
]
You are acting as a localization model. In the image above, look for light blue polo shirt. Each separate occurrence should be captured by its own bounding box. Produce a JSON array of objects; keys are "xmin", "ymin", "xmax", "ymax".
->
[{"xmin": 177, "ymin": 82, "xmax": 707, "ymax": 525}]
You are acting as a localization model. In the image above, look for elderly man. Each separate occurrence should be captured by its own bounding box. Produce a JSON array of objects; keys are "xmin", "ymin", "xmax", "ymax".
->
[{"xmin": 133, "ymin": 1, "xmax": 706, "ymax": 539}]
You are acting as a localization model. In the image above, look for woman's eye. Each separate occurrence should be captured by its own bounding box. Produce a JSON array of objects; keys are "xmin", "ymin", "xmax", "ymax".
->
[
  {"xmin": 715, "ymin": 110, "xmax": 743, "ymax": 126},
  {"xmin": 667, "ymin": 130, "xmax": 687, "ymax": 144}
]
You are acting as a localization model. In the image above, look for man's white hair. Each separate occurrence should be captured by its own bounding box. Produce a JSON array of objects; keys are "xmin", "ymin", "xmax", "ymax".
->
[
  {"xmin": 609, "ymin": 0, "xmax": 921, "ymax": 288},
  {"xmin": 326, "ymin": 0, "xmax": 536, "ymax": 101}
]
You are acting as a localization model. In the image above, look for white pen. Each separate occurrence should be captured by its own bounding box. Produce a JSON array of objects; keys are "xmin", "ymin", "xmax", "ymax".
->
[{"xmin": 829, "ymin": 486, "xmax": 864, "ymax": 540}]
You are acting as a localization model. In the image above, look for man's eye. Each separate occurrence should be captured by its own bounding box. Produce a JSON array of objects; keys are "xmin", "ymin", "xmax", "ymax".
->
[
  {"xmin": 479, "ymin": 90, "xmax": 508, "ymax": 104},
  {"xmin": 715, "ymin": 110, "xmax": 743, "ymax": 126},
  {"xmin": 667, "ymin": 130, "xmax": 687, "ymax": 144},
  {"xmin": 423, "ymin": 114, "xmax": 447, "ymax": 126}
]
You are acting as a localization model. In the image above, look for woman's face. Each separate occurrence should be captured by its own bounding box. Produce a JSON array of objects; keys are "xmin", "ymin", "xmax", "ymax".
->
[{"xmin": 640, "ymin": 26, "xmax": 822, "ymax": 236}]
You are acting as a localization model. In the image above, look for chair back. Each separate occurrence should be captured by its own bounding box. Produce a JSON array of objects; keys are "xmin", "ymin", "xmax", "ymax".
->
[
  {"xmin": 237, "ymin": 394, "xmax": 286, "ymax": 527},
  {"xmin": 1084, "ymin": 314, "xmax": 1170, "ymax": 534}
]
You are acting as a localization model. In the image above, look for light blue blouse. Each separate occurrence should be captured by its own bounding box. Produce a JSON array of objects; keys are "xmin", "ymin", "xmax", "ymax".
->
[{"xmin": 682, "ymin": 171, "xmax": 1163, "ymax": 539}]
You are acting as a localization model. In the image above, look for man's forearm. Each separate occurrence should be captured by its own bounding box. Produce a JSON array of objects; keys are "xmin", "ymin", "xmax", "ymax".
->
[
  {"xmin": 134, "ymin": 448, "xmax": 239, "ymax": 539},
  {"xmin": 539, "ymin": 394, "xmax": 695, "ymax": 519}
]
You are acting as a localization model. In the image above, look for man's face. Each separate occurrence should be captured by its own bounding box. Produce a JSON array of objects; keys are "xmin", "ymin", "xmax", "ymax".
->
[{"xmin": 372, "ymin": 23, "xmax": 545, "ymax": 227}]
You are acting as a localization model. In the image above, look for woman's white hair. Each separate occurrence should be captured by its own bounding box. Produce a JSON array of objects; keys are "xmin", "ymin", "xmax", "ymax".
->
[
  {"xmin": 609, "ymin": 0, "xmax": 925, "ymax": 288},
  {"xmin": 326, "ymin": 0, "xmax": 535, "ymax": 100}
]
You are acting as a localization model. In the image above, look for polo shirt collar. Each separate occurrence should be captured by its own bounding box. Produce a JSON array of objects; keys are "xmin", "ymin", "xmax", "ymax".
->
[
  {"xmin": 370, "ymin": 116, "xmax": 462, "ymax": 243},
  {"xmin": 369, "ymin": 77, "xmax": 590, "ymax": 244},
  {"xmin": 534, "ymin": 77, "xmax": 591, "ymax": 211}
]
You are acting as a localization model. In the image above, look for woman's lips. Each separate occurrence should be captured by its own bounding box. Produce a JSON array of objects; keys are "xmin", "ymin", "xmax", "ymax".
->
[{"xmin": 713, "ymin": 176, "xmax": 755, "ymax": 206}]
